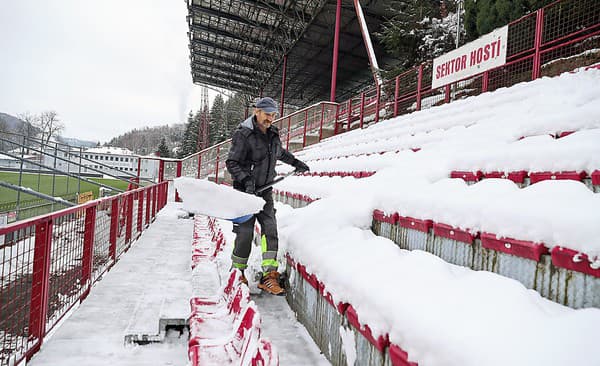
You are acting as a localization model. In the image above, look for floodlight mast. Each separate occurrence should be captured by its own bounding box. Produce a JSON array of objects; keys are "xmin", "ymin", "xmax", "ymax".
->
[{"xmin": 353, "ymin": 0, "xmax": 382, "ymax": 87}]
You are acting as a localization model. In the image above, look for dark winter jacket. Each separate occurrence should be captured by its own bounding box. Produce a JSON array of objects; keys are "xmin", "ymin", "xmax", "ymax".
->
[{"xmin": 226, "ymin": 116, "xmax": 296, "ymax": 191}]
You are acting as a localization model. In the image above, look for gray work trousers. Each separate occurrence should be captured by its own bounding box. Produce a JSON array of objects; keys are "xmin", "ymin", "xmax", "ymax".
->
[{"xmin": 231, "ymin": 190, "xmax": 279, "ymax": 272}]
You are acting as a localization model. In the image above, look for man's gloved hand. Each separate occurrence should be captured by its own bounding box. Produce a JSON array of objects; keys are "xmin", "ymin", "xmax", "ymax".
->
[
  {"xmin": 293, "ymin": 159, "xmax": 310, "ymax": 173},
  {"xmin": 243, "ymin": 177, "xmax": 255, "ymax": 194}
]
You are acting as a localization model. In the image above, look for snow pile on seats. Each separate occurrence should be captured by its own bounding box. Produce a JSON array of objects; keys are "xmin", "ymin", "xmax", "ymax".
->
[
  {"xmin": 188, "ymin": 216, "xmax": 277, "ymax": 366},
  {"xmin": 271, "ymin": 69, "xmax": 600, "ymax": 366}
]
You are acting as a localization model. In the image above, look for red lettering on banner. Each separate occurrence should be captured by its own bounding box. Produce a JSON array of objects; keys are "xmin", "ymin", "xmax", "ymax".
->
[{"xmin": 469, "ymin": 37, "xmax": 502, "ymax": 67}]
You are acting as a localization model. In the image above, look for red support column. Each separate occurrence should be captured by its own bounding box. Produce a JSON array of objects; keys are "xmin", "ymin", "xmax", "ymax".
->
[
  {"xmin": 125, "ymin": 193, "xmax": 133, "ymax": 245},
  {"xmin": 532, "ymin": 8, "xmax": 544, "ymax": 80},
  {"xmin": 394, "ymin": 76, "xmax": 400, "ymax": 117},
  {"xmin": 359, "ymin": 92, "xmax": 365, "ymax": 128},
  {"xmin": 109, "ymin": 198, "xmax": 119, "ymax": 261},
  {"xmin": 27, "ymin": 218, "xmax": 53, "ymax": 356},
  {"xmin": 330, "ymin": 0, "xmax": 342, "ymax": 102},
  {"xmin": 81, "ymin": 206, "xmax": 96, "ymax": 300},
  {"xmin": 416, "ymin": 65, "xmax": 423, "ymax": 111},
  {"xmin": 444, "ymin": 84, "xmax": 451, "ymax": 104},
  {"xmin": 375, "ymin": 84, "xmax": 381, "ymax": 123},
  {"xmin": 280, "ymin": 55, "xmax": 288, "ymax": 117},
  {"xmin": 215, "ymin": 146, "xmax": 221, "ymax": 184}
]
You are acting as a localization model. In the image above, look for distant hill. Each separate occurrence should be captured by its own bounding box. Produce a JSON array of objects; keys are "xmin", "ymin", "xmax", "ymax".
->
[
  {"xmin": 56, "ymin": 136, "xmax": 98, "ymax": 148},
  {"xmin": 107, "ymin": 124, "xmax": 185, "ymax": 156},
  {"xmin": 0, "ymin": 112, "xmax": 25, "ymax": 131}
]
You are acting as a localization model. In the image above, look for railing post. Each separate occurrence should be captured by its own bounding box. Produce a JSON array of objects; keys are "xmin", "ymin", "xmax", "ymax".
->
[
  {"xmin": 334, "ymin": 104, "xmax": 340, "ymax": 135},
  {"xmin": 125, "ymin": 193, "xmax": 133, "ymax": 245},
  {"xmin": 346, "ymin": 99, "xmax": 352, "ymax": 131},
  {"xmin": 145, "ymin": 187, "xmax": 151, "ymax": 225},
  {"xmin": 137, "ymin": 157, "xmax": 141, "ymax": 179},
  {"xmin": 176, "ymin": 161, "xmax": 182, "ymax": 178},
  {"xmin": 215, "ymin": 146, "xmax": 220, "ymax": 184},
  {"xmin": 158, "ymin": 160, "xmax": 165, "ymax": 182},
  {"xmin": 27, "ymin": 218, "xmax": 53, "ymax": 357},
  {"xmin": 375, "ymin": 84, "xmax": 381, "ymax": 123},
  {"xmin": 318, "ymin": 103, "xmax": 325, "ymax": 141},
  {"xmin": 416, "ymin": 65, "xmax": 423, "ymax": 111},
  {"xmin": 152, "ymin": 186, "xmax": 157, "ymax": 219},
  {"xmin": 444, "ymin": 84, "xmax": 451, "ymax": 103},
  {"xmin": 109, "ymin": 198, "xmax": 119, "ymax": 261},
  {"xmin": 81, "ymin": 205, "xmax": 97, "ymax": 300},
  {"xmin": 359, "ymin": 92, "xmax": 365, "ymax": 129},
  {"xmin": 196, "ymin": 153, "xmax": 202, "ymax": 179},
  {"xmin": 482, "ymin": 71, "xmax": 489, "ymax": 92},
  {"xmin": 394, "ymin": 76, "xmax": 400, "ymax": 117},
  {"xmin": 532, "ymin": 8, "xmax": 544, "ymax": 80},
  {"xmin": 286, "ymin": 117, "xmax": 291, "ymax": 149},
  {"xmin": 137, "ymin": 189, "xmax": 144, "ymax": 232},
  {"xmin": 302, "ymin": 110, "xmax": 308, "ymax": 147}
]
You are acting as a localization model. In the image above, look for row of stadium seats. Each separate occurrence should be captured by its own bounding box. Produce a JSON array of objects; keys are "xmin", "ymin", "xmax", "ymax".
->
[
  {"xmin": 450, "ymin": 169, "xmax": 599, "ymax": 191},
  {"xmin": 285, "ymin": 254, "xmax": 418, "ymax": 366},
  {"xmin": 188, "ymin": 216, "xmax": 278, "ymax": 366},
  {"xmin": 371, "ymin": 209, "xmax": 599, "ymax": 308}
]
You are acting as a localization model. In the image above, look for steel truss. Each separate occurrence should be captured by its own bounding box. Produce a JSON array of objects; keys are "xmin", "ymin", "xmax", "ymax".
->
[{"xmin": 187, "ymin": 0, "xmax": 394, "ymax": 107}]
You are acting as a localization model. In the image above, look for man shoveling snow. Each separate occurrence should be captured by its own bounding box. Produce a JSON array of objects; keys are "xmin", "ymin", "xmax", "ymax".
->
[{"xmin": 226, "ymin": 97, "xmax": 310, "ymax": 295}]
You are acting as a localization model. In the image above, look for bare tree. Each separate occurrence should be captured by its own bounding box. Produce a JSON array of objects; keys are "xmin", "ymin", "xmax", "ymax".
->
[
  {"xmin": 16, "ymin": 112, "xmax": 39, "ymax": 152},
  {"xmin": 37, "ymin": 111, "xmax": 64, "ymax": 146}
]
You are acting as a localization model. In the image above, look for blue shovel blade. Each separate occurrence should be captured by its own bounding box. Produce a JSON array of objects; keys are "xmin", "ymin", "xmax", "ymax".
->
[{"xmin": 230, "ymin": 214, "xmax": 254, "ymax": 224}]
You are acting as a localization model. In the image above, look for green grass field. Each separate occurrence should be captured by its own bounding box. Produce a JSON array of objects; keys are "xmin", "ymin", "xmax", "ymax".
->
[{"xmin": 0, "ymin": 171, "xmax": 131, "ymax": 204}]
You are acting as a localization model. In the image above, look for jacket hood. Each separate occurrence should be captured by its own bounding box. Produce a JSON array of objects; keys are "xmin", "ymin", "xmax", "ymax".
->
[{"xmin": 240, "ymin": 116, "xmax": 255, "ymax": 130}]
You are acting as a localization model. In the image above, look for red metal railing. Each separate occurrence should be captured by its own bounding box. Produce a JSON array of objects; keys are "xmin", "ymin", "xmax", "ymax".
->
[{"xmin": 0, "ymin": 181, "xmax": 169, "ymax": 366}]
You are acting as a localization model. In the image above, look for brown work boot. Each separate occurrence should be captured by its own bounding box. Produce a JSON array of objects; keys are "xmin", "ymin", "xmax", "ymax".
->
[
  {"xmin": 240, "ymin": 273, "xmax": 248, "ymax": 286},
  {"xmin": 257, "ymin": 271, "xmax": 286, "ymax": 295}
]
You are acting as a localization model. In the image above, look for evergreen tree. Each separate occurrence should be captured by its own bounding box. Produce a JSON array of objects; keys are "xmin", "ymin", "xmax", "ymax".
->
[
  {"xmin": 223, "ymin": 93, "xmax": 247, "ymax": 139},
  {"xmin": 378, "ymin": 0, "xmax": 457, "ymax": 77},
  {"xmin": 157, "ymin": 137, "xmax": 171, "ymax": 158},
  {"xmin": 464, "ymin": 0, "xmax": 553, "ymax": 41},
  {"xmin": 178, "ymin": 110, "xmax": 199, "ymax": 158},
  {"xmin": 209, "ymin": 94, "xmax": 226, "ymax": 145}
]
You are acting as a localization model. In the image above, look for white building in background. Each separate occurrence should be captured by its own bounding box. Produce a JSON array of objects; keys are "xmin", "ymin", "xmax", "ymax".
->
[{"xmin": 42, "ymin": 146, "xmax": 159, "ymax": 180}]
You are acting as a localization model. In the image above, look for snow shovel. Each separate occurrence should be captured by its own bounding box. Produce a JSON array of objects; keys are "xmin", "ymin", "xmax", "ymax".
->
[{"xmin": 231, "ymin": 170, "xmax": 299, "ymax": 223}]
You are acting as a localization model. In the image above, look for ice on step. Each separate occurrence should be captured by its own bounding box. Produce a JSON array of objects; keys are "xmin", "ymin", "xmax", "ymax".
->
[{"xmin": 175, "ymin": 177, "xmax": 265, "ymax": 220}]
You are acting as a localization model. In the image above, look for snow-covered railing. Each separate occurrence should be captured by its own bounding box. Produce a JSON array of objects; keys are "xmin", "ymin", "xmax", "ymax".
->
[{"xmin": 0, "ymin": 181, "xmax": 169, "ymax": 366}]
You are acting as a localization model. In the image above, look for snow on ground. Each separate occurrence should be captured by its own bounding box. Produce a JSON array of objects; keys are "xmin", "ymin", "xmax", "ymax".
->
[
  {"xmin": 28, "ymin": 203, "xmax": 328, "ymax": 366},
  {"xmin": 269, "ymin": 69, "xmax": 600, "ymax": 366},
  {"xmin": 29, "ymin": 204, "xmax": 193, "ymax": 366}
]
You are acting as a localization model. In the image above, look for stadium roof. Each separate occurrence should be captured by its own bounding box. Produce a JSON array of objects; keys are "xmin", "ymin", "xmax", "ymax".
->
[{"xmin": 186, "ymin": 0, "xmax": 395, "ymax": 107}]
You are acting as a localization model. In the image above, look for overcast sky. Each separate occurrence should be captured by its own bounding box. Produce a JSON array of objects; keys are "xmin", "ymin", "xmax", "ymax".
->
[{"xmin": 0, "ymin": 1, "xmax": 219, "ymax": 143}]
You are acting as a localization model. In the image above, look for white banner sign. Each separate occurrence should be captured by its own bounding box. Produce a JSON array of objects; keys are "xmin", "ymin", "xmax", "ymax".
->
[{"xmin": 432, "ymin": 25, "xmax": 508, "ymax": 89}]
